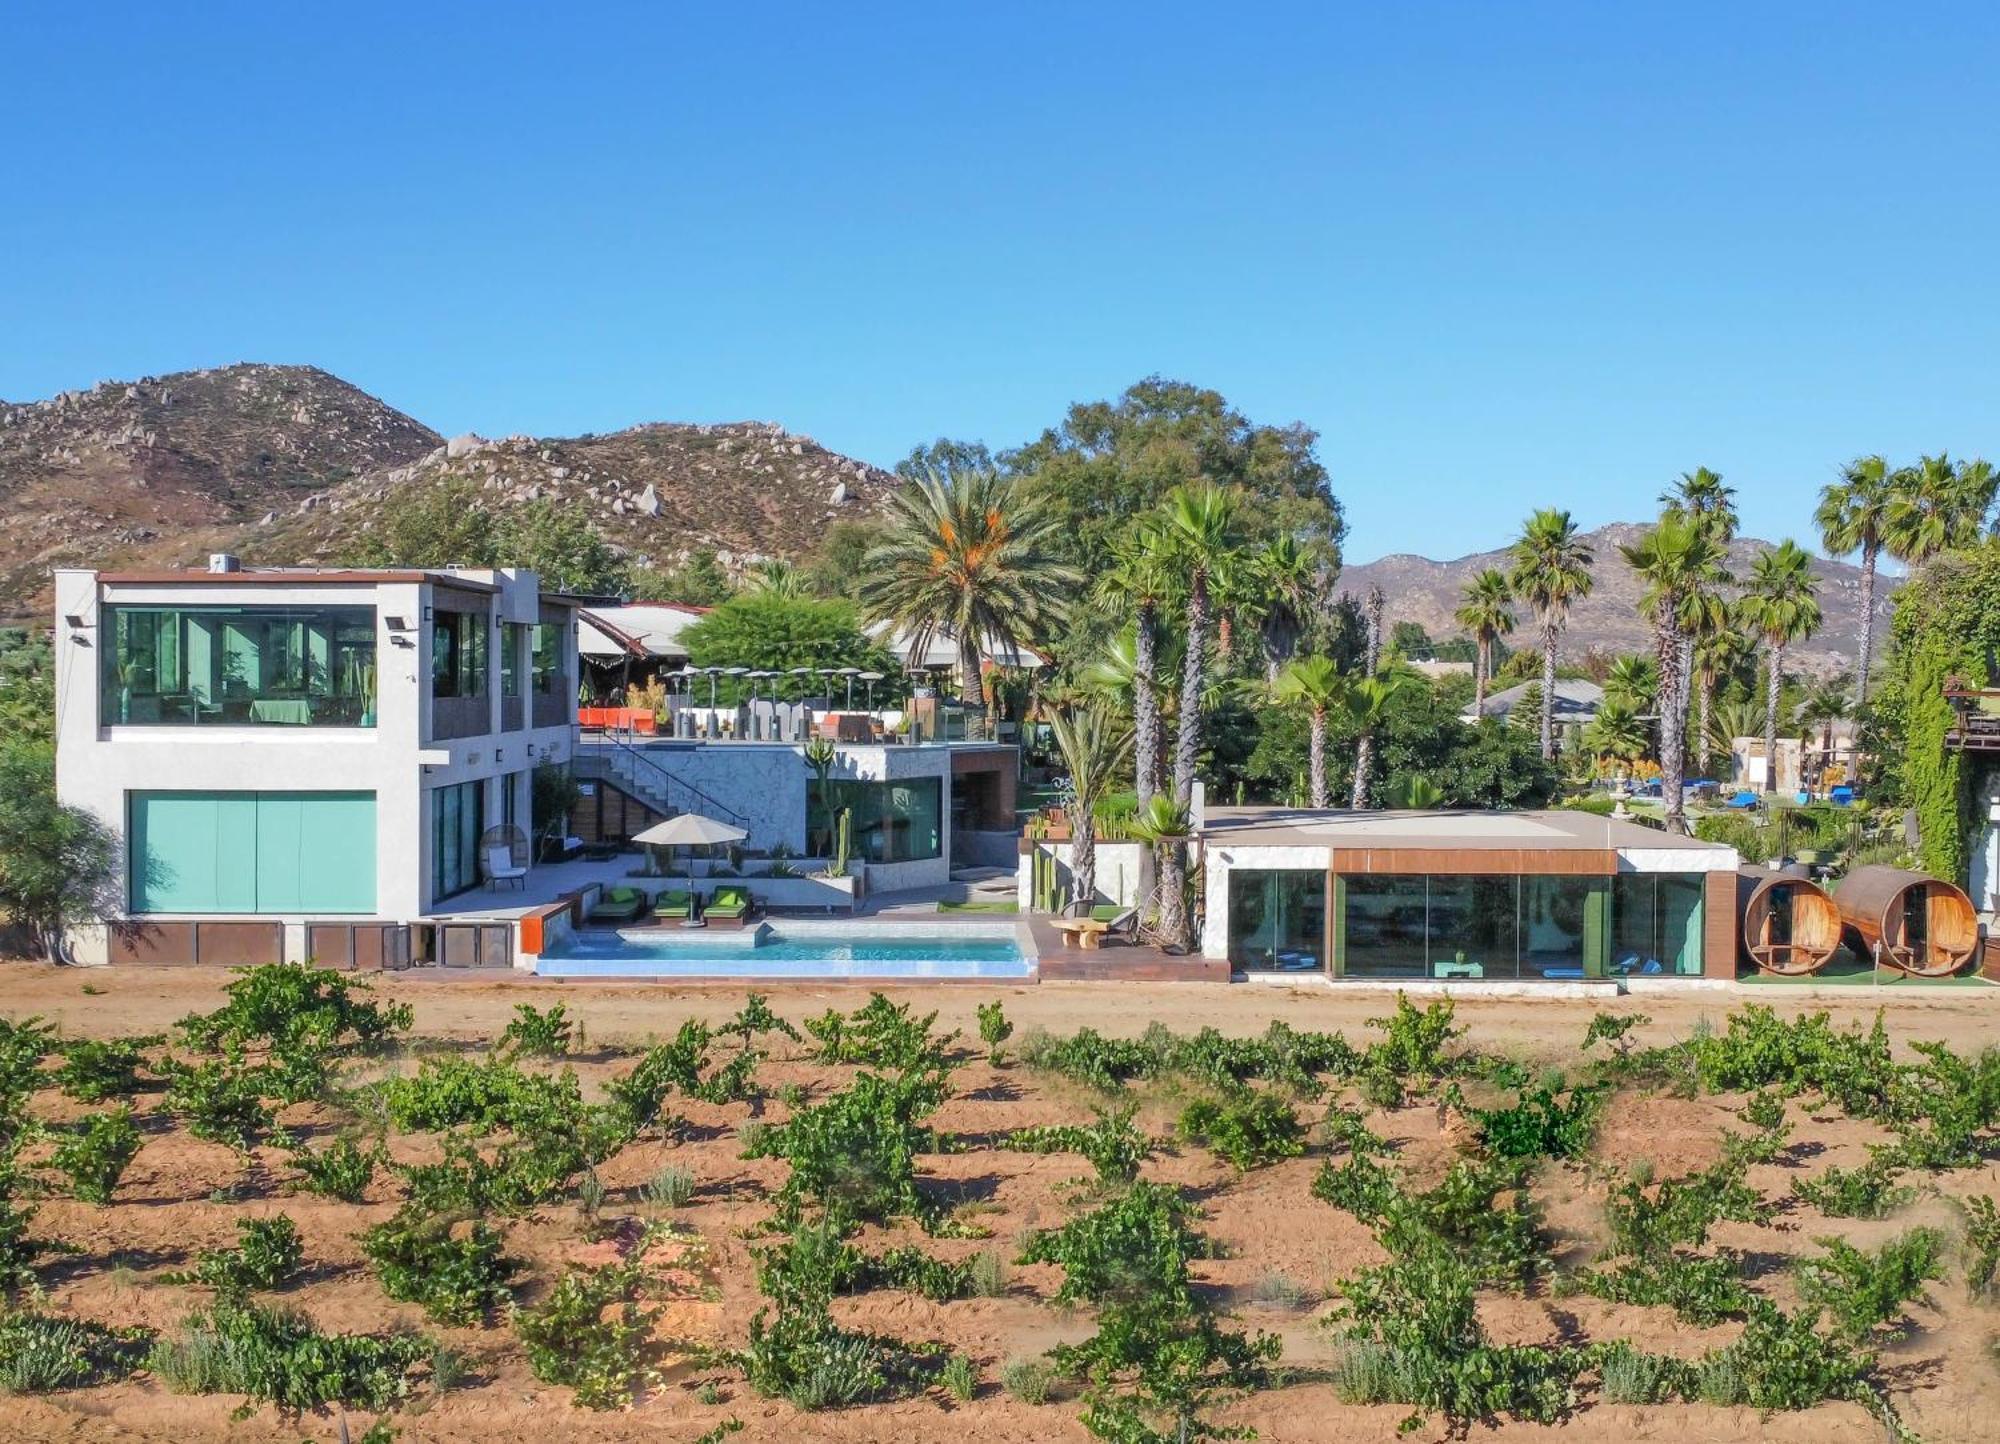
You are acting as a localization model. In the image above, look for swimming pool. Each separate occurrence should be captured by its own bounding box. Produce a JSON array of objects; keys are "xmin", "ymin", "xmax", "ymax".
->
[{"xmin": 536, "ymin": 920, "xmax": 1035, "ymax": 980}]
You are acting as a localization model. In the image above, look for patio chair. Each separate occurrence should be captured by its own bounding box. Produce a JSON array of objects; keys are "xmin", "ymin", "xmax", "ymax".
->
[
  {"xmin": 652, "ymin": 889, "xmax": 695, "ymax": 922},
  {"xmin": 587, "ymin": 886, "xmax": 647, "ymax": 923},
  {"xmin": 482, "ymin": 844, "xmax": 528, "ymax": 891},
  {"xmin": 706, "ymin": 885, "xmax": 752, "ymax": 923},
  {"xmin": 1095, "ymin": 906, "xmax": 1140, "ymax": 944}
]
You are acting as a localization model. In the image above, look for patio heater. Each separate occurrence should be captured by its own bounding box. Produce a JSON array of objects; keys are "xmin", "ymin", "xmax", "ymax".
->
[
  {"xmin": 788, "ymin": 666, "xmax": 813, "ymax": 702},
  {"xmin": 858, "ymin": 670, "xmax": 883, "ymax": 709},
  {"xmin": 838, "ymin": 666, "xmax": 861, "ymax": 708},
  {"xmin": 704, "ymin": 666, "xmax": 722, "ymax": 710}
]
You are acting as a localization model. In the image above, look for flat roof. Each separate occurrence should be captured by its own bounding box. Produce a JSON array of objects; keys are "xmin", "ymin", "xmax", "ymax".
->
[
  {"xmin": 1201, "ymin": 806, "xmax": 1730, "ymax": 853},
  {"xmin": 93, "ymin": 568, "xmax": 501, "ymax": 594}
]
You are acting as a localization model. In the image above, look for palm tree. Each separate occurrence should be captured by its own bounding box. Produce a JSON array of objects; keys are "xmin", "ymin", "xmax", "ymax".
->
[
  {"xmin": 1620, "ymin": 513, "xmax": 1729, "ymax": 833},
  {"xmin": 1453, "ymin": 568, "xmax": 1515, "ymax": 716},
  {"xmin": 1690, "ymin": 625, "xmax": 1749, "ymax": 779},
  {"xmin": 1602, "ymin": 654, "xmax": 1658, "ymax": 711},
  {"xmin": 1508, "ymin": 509, "xmax": 1595, "ymax": 759},
  {"xmin": 1739, "ymin": 541, "xmax": 1823, "ymax": 796},
  {"xmin": 1255, "ymin": 535, "xmax": 1321, "ymax": 684},
  {"xmin": 1883, "ymin": 453, "xmax": 1990, "ymax": 566},
  {"xmin": 744, "ymin": 559, "xmax": 810, "ymax": 599},
  {"xmin": 1582, "ymin": 698, "xmax": 1649, "ymax": 772},
  {"xmin": 1797, "ymin": 677, "xmax": 1851, "ymax": 790},
  {"xmin": 1706, "ymin": 697, "xmax": 1764, "ymax": 768},
  {"xmin": 1047, "ymin": 706, "xmax": 1134, "ymax": 916},
  {"xmin": 860, "ymin": 461, "xmax": 1078, "ymax": 715},
  {"xmin": 1660, "ymin": 467, "xmax": 1739, "ymax": 541},
  {"xmin": 1814, "ymin": 455, "xmax": 1894, "ymax": 705},
  {"xmin": 1270, "ymin": 656, "xmax": 1345, "ymax": 808},
  {"xmin": 1155, "ymin": 484, "xmax": 1242, "ymax": 808},
  {"xmin": 1130, "ymin": 793, "xmax": 1195, "ymax": 952},
  {"xmin": 1343, "ymin": 669, "xmax": 1418, "ymax": 809},
  {"xmin": 1095, "ymin": 521, "xmax": 1178, "ymax": 806}
]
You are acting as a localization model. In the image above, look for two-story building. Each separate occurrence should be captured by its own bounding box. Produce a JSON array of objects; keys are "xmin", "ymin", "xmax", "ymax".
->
[{"xmin": 52, "ymin": 559, "xmax": 579, "ymax": 966}]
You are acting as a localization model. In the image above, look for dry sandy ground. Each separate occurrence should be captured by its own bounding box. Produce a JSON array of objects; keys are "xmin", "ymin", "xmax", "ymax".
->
[{"xmin": 0, "ymin": 964, "xmax": 1996, "ymax": 1444}]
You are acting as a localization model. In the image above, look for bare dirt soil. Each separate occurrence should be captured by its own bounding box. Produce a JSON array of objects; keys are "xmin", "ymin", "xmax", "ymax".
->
[{"xmin": 1, "ymin": 965, "xmax": 1996, "ymax": 1444}]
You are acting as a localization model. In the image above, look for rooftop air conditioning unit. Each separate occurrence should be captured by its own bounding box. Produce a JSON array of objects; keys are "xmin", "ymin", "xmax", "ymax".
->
[{"xmin": 207, "ymin": 553, "xmax": 242, "ymax": 573}]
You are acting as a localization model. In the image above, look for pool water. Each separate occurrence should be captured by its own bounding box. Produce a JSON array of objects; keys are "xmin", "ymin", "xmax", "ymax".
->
[{"xmin": 537, "ymin": 922, "xmax": 1034, "ymax": 980}]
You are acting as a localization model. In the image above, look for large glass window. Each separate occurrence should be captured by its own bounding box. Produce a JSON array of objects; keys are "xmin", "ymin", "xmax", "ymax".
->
[
  {"xmin": 501, "ymin": 623, "xmax": 526, "ymax": 699},
  {"xmin": 1336, "ymin": 872, "xmax": 1620, "ymax": 981},
  {"xmin": 810, "ymin": 778, "xmax": 943, "ymax": 864},
  {"xmin": 129, "ymin": 791, "xmax": 375, "ymax": 913},
  {"xmin": 1611, "ymin": 874, "xmax": 1705, "ymax": 976},
  {"xmin": 432, "ymin": 612, "xmax": 489, "ymax": 698},
  {"xmin": 102, "ymin": 605, "xmax": 376, "ymax": 726},
  {"xmin": 431, "ymin": 781, "xmax": 484, "ymax": 902},
  {"xmin": 1228, "ymin": 870, "xmax": 1326, "ymax": 972},
  {"xmin": 531, "ymin": 623, "xmax": 562, "ymax": 694}
]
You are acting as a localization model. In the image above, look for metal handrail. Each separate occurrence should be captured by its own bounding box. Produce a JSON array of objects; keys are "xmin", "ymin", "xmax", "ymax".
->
[{"xmin": 586, "ymin": 732, "xmax": 751, "ymax": 829}]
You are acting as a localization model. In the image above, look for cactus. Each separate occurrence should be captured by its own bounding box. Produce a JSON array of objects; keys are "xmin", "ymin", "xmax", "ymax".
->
[{"xmin": 826, "ymin": 807, "xmax": 851, "ymax": 879}]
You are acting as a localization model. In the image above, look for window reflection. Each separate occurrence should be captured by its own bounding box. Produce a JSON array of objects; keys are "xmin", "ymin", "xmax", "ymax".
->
[{"xmin": 102, "ymin": 605, "xmax": 377, "ymax": 727}]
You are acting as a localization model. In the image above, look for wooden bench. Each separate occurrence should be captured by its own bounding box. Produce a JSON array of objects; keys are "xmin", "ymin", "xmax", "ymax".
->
[{"xmin": 1053, "ymin": 917, "xmax": 1111, "ymax": 950}]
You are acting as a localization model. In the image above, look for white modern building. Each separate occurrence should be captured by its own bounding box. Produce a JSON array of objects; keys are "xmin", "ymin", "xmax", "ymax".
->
[{"xmin": 52, "ymin": 561, "xmax": 580, "ymax": 966}]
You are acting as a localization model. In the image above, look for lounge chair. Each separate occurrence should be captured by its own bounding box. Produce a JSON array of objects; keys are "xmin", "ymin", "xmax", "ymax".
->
[
  {"xmin": 587, "ymin": 886, "xmax": 647, "ymax": 923},
  {"xmin": 1093, "ymin": 906, "xmax": 1140, "ymax": 943},
  {"xmin": 705, "ymin": 885, "xmax": 751, "ymax": 923},
  {"xmin": 484, "ymin": 844, "xmax": 527, "ymax": 891},
  {"xmin": 652, "ymin": 889, "xmax": 694, "ymax": 922},
  {"xmin": 1722, "ymin": 790, "xmax": 1760, "ymax": 810}
]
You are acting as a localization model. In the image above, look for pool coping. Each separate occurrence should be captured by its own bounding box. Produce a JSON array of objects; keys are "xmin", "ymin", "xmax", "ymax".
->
[{"xmin": 529, "ymin": 915, "xmax": 1041, "ymax": 983}]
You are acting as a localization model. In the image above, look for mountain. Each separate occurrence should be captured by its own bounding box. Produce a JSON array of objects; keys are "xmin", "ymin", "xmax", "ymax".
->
[
  {"xmin": 0, "ymin": 364, "xmax": 899, "ymax": 619},
  {"xmin": 1340, "ymin": 522, "xmax": 1889, "ymax": 675}
]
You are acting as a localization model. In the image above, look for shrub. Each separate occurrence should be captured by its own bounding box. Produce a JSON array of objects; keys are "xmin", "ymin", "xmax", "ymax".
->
[
  {"xmin": 968, "ymin": 1250, "xmax": 1007, "ymax": 1298},
  {"xmin": 175, "ymin": 963, "xmax": 410, "ymax": 1103},
  {"xmin": 167, "ymin": 1216, "xmax": 304, "ymax": 1299},
  {"xmin": 147, "ymin": 1301, "xmax": 430, "ymax": 1410},
  {"xmin": 0, "ymin": 1311, "xmax": 149, "ymax": 1392},
  {"xmin": 1688, "ymin": 1301, "xmax": 1874, "ymax": 1410},
  {"xmin": 1000, "ymin": 1355, "xmax": 1054, "ymax": 1404},
  {"xmin": 723, "ymin": 991, "xmax": 801, "ymax": 1048},
  {"xmin": 939, "ymin": 1352, "xmax": 977, "ymax": 1401},
  {"xmin": 1596, "ymin": 1341, "xmax": 1698, "ymax": 1405},
  {"xmin": 161, "ymin": 1058, "xmax": 277, "ymax": 1154},
  {"xmin": 1794, "ymin": 1229, "xmax": 1944, "ymax": 1340},
  {"xmin": 608, "ymin": 1021, "xmax": 759, "ymax": 1129},
  {"xmin": 976, "ymin": 1001, "xmax": 1012, "ymax": 1060},
  {"xmin": 803, "ymin": 994, "xmax": 957, "ymax": 1071},
  {"xmin": 1954, "ymin": 1194, "xmax": 2000, "ymax": 1299},
  {"xmin": 53, "ymin": 1038, "xmax": 147, "ymax": 1102},
  {"xmin": 644, "ymin": 1165, "xmax": 697, "ymax": 1208},
  {"xmin": 360, "ymin": 1210, "xmax": 515, "ymax": 1326},
  {"xmin": 1314, "ymin": 1154, "xmax": 1547, "ymax": 1288},
  {"xmin": 49, "ymin": 1107, "xmax": 141, "ymax": 1204},
  {"xmin": 1007, "ymin": 1105, "xmax": 1151, "ymax": 1187},
  {"xmin": 514, "ymin": 1226, "xmax": 693, "ymax": 1409},
  {"xmin": 287, "ymin": 1136, "xmax": 379, "ymax": 1203},
  {"xmin": 1790, "ymin": 1157, "xmax": 1916, "ymax": 1219},
  {"xmin": 1364, "ymin": 993, "xmax": 1466, "ymax": 1085},
  {"xmin": 498, "ymin": 1003, "xmax": 574, "ymax": 1058},
  {"xmin": 1175, "ymin": 1090, "xmax": 1306, "ymax": 1171},
  {"xmin": 1472, "ymin": 1085, "xmax": 1605, "ymax": 1160},
  {"xmin": 742, "ymin": 1067, "xmax": 947, "ymax": 1229}
]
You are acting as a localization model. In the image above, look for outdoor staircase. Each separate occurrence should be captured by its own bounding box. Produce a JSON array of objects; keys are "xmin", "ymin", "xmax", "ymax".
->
[{"xmin": 573, "ymin": 737, "xmax": 750, "ymax": 832}]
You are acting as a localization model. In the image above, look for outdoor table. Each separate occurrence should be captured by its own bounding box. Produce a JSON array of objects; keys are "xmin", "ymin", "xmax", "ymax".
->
[
  {"xmin": 249, "ymin": 698, "xmax": 313, "ymax": 725},
  {"xmin": 1054, "ymin": 918, "xmax": 1110, "ymax": 950}
]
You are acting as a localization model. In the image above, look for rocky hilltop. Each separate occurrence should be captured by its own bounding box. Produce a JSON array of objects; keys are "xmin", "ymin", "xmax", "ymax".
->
[
  {"xmin": 1341, "ymin": 521, "xmax": 1889, "ymax": 675},
  {"xmin": 0, "ymin": 364, "xmax": 898, "ymax": 618}
]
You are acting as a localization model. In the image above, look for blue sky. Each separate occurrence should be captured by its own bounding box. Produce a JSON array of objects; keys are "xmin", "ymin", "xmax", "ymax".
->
[{"xmin": 3, "ymin": 3, "xmax": 1995, "ymax": 562}]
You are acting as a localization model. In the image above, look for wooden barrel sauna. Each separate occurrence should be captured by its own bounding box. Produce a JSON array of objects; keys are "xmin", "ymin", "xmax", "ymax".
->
[
  {"xmin": 1736, "ymin": 865, "xmax": 1841, "ymax": 975},
  {"xmin": 1832, "ymin": 865, "xmax": 1980, "ymax": 977}
]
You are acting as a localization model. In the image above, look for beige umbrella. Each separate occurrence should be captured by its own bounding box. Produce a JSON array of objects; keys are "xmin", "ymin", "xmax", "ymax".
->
[{"xmin": 632, "ymin": 813, "xmax": 749, "ymax": 878}]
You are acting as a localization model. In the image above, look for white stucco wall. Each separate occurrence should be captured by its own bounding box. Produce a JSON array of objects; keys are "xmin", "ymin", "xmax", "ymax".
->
[
  {"xmin": 1017, "ymin": 840, "xmax": 1148, "ymax": 911},
  {"xmin": 1971, "ymin": 770, "xmax": 2000, "ymax": 916}
]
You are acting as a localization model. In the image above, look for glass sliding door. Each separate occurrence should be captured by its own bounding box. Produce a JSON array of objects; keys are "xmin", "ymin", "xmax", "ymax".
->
[
  {"xmin": 1341, "ymin": 875, "xmax": 1430, "ymax": 978},
  {"xmin": 1425, "ymin": 875, "xmax": 1520, "ymax": 979},
  {"xmin": 1611, "ymin": 874, "xmax": 1705, "ymax": 976},
  {"xmin": 1227, "ymin": 870, "xmax": 1327, "ymax": 972},
  {"xmin": 431, "ymin": 781, "xmax": 484, "ymax": 902}
]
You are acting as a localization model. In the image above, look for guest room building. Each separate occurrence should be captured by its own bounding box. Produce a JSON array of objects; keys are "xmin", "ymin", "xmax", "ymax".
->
[{"xmin": 1200, "ymin": 807, "xmax": 1741, "ymax": 981}]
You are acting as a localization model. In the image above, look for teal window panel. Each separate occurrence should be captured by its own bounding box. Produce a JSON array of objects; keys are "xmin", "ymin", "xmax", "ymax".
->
[{"xmin": 129, "ymin": 791, "xmax": 375, "ymax": 914}]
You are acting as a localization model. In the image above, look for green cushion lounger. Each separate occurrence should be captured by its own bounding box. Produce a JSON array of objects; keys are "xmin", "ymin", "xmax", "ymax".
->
[
  {"xmin": 706, "ymin": 885, "xmax": 750, "ymax": 921},
  {"xmin": 653, "ymin": 889, "xmax": 694, "ymax": 921},
  {"xmin": 588, "ymin": 886, "xmax": 646, "ymax": 924}
]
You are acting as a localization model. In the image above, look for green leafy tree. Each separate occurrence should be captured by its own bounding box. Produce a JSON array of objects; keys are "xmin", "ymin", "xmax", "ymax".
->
[
  {"xmin": 860, "ymin": 461, "xmax": 1077, "ymax": 709},
  {"xmin": 1453, "ymin": 568, "xmax": 1514, "ymax": 716},
  {"xmin": 1508, "ymin": 509, "xmax": 1595, "ymax": 759},
  {"xmin": 1048, "ymin": 706, "xmax": 1134, "ymax": 914},
  {"xmin": 1739, "ymin": 541, "xmax": 1823, "ymax": 795},
  {"xmin": 343, "ymin": 475, "xmax": 499, "ymax": 570},
  {"xmin": 0, "ymin": 740, "xmax": 117, "ymax": 961},
  {"xmin": 628, "ymin": 549, "xmax": 735, "ymax": 606},
  {"xmin": 679, "ymin": 593, "xmax": 888, "ymax": 678},
  {"xmin": 0, "ymin": 631, "xmax": 54, "ymax": 749},
  {"xmin": 496, "ymin": 499, "xmax": 626, "ymax": 595},
  {"xmin": 1815, "ymin": 455, "xmax": 1895, "ymax": 704}
]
